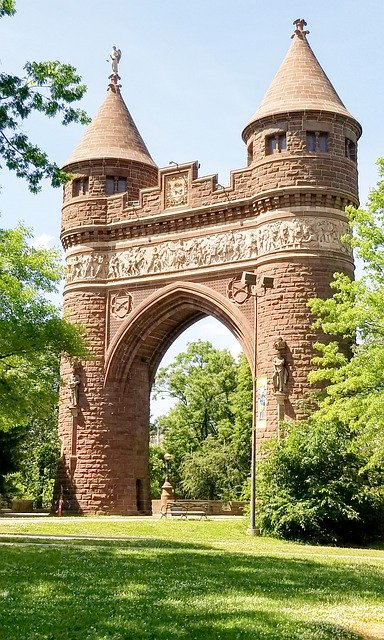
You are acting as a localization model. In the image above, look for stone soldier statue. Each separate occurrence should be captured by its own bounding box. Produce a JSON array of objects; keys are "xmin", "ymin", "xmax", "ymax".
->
[
  {"xmin": 272, "ymin": 337, "xmax": 289, "ymax": 394},
  {"xmin": 69, "ymin": 372, "xmax": 81, "ymax": 407}
]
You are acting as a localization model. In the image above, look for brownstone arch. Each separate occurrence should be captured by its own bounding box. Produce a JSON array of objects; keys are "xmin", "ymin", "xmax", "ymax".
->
[
  {"xmin": 57, "ymin": 22, "xmax": 361, "ymax": 514},
  {"xmin": 105, "ymin": 281, "xmax": 254, "ymax": 387}
]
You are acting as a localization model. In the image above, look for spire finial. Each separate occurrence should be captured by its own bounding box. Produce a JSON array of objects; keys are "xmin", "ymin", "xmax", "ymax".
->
[
  {"xmin": 291, "ymin": 18, "xmax": 310, "ymax": 40},
  {"xmin": 108, "ymin": 46, "xmax": 122, "ymax": 91},
  {"xmin": 110, "ymin": 46, "xmax": 122, "ymax": 74}
]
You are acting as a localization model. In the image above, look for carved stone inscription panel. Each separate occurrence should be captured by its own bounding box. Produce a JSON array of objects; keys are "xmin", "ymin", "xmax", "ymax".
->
[{"xmin": 65, "ymin": 217, "xmax": 351, "ymax": 284}]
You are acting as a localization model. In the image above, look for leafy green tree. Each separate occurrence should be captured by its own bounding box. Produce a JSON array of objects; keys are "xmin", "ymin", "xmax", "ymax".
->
[
  {"xmin": 4, "ymin": 413, "xmax": 60, "ymax": 508},
  {"xmin": 0, "ymin": 1, "xmax": 89, "ymax": 192},
  {"xmin": 0, "ymin": 413, "xmax": 61, "ymax": 509},
  {"xmin": 152, "ymin": 341, "xmax": 252, "ymax": 499},
  {"xmin": 307, "ymin": 158, "xmax": 384, "ymax": 471},
  {"xmin": 155, "ymin": 340, "xmax": 237, "ymax": 441},
  {"xmin": 256, "ymin": 418, "xmax": 384, "ymax": 545},
  {"xmin": 149, "ymin": 444, "xmax": 166, "ymax": 499},
  {"xmin": 230, "ymin": 353, "xmax": 253, "ymax": 473},
  {"xmin": 0, "ymin": 225, "xmax": 88, "ymax": 431},
  {"xmin": 181, "ymin": 437, "xmax": 244, "ymax": 501},
  {"xmin": 256, "ymin": 159, "xmax": 384, "ymax": 544},
  {"xmin": 0, "ymin": 425, "xmax": 25, "ymax": 501}
]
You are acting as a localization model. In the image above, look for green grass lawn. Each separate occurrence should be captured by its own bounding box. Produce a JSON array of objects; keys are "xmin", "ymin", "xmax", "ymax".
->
[{"xmin": 0, "ymin": 517, "xmax": 383, "ymax": 640}]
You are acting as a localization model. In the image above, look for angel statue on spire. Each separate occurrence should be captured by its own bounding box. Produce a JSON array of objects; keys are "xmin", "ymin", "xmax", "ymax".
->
[{"xmin": 110, "ymin": 46, "xmax": 122, "ymax": 74}]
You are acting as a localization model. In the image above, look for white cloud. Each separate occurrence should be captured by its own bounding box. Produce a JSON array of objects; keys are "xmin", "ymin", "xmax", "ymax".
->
[{"xmin": 33, "ymin": 233, "xmax": 54, "ymax": 249}]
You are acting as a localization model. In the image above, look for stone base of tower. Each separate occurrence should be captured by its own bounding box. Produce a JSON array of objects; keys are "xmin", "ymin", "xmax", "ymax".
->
[{"xmin": 57, "ymin": 347, "xmax": 152, "ymax": 516}]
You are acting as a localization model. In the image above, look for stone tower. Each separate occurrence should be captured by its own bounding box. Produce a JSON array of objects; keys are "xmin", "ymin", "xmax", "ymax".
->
[{"xmin": 57, "ymin": 21, "xmax": 361, "ymax": 514}]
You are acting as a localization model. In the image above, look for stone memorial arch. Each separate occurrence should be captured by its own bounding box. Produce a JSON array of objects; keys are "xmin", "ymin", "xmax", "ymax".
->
[{"xmin": 57, "ymin": 22, "xmax": 361, "ymax": 514}]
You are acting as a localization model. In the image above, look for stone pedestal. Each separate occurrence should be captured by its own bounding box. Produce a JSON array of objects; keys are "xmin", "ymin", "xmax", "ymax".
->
[
  {"xmin": 160, "ymin": 480, "xmax": 174, "ymax": 509},
  {"xmin": 274, "ymin": 391, "xmax": 286, "ymax": 439}
]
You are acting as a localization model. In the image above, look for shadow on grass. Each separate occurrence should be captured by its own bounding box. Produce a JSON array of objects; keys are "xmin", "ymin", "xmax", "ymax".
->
[
  {"xmin": 0, "ymin": 539, "xmax": 378, "ymax": 640},
  {"xmin": 0, "ymin": 534, "xmax": 211, "ymax": 550}
]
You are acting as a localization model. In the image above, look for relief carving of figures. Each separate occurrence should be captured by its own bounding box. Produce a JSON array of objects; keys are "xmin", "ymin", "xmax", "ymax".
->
[
  {"xmin": 66, "ymin": 252, "xmax": 106, "ymax": 283},
  {"xmin": 65, "ymin": 217, "xmax": 350, "ymax": 284}
]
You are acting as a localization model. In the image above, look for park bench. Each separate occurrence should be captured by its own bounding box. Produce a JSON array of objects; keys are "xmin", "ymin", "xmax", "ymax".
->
[{"xmin": 160, "ymin": 501, "xmax": 208, "ymax": 520}]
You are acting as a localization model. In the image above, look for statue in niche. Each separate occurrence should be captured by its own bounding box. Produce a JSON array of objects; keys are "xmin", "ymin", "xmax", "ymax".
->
[
  {"xmin": 272, "ymin": 337, "xmax": 289, "ymax": 394},
  {"xmin": 69, "ymin": 371, "xmax": 81, "ymax": 408}
]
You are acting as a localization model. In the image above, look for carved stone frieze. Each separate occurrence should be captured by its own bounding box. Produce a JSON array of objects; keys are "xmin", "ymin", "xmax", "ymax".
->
[{"xmin": 65, "ymin": 217, "xmax": 351, "ymax": 284}]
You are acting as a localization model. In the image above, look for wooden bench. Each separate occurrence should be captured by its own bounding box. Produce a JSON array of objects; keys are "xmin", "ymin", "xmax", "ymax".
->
[{"xmin": 160, "ymin": 501, "xmax": 208, "ymax": 520}]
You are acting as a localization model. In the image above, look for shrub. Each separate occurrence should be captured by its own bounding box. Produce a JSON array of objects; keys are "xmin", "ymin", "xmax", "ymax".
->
[{"xmin": 256, "ymin": 419, "xmax": 384, "ymax": 545}]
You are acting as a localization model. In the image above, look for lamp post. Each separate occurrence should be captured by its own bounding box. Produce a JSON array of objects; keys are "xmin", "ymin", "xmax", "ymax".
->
[
  {"xmin": 241, "ymin": 272, "xmax": 274, "ymax": 536},
  {"xmin": 164, "ymin": 452, "xmax": 172, "ymax": 482}
]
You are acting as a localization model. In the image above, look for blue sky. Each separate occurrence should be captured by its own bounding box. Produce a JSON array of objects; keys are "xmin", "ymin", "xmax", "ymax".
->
[{"xmin": 1, "ymin": 1, "xmax": 383, "ymax": 416}]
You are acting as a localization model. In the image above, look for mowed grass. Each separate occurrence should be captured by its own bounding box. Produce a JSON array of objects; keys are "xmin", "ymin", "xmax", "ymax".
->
[{"xmin": 0, "ymin": 518, "xmax": 383, "ymax": 640}]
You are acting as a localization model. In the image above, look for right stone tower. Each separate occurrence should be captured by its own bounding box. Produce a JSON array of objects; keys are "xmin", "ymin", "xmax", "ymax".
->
[{"xmin": 242, "ymin": 18, "xmax": 361, "ymax": 432}]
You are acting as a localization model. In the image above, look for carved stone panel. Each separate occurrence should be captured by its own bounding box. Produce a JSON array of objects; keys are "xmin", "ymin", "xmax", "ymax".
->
[
  {"xmin": 110, "ymin": 290, "xmax": 133, "ymax": 319},
  {"xmin": 165, "ymin": 173, "xmax": 188, "ymax": 208},
  {"xmin": 65, "ymin": 217, "xmax": 351, "ymax": 284}
]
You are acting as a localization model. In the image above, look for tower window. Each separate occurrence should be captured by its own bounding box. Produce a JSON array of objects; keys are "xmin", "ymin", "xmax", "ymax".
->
[
  {"xmin": 72, "ymin": 177, "xmax": 89, "ymax": 197},
  {"xmin": 345, "ymin": 138, "xmax": 357, "ymax": 162},
  {"xmin": 247, "ymin": 142, "xmax": 253, "ymax": 165},
  {"xmin": 306, "ymin": 131, "xmax": 328, "ymax": 153},
  {"xmin": 266, "ymin": 133, "xmax": 286, "ymax": 155},
  {"xmin": 106, "ymin": 176, "xmax": 127, "ymax": 195}
]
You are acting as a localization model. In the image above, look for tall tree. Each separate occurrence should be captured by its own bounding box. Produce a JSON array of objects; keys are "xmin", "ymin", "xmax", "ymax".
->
[
  {"xmin": 0, "ymin": 1, "xmax": 89, "ymax": 192},
  {"xmin": 307, "ymin": 158, "xmax": 384, "ymax": 469},
  {"xmin": 0, "ymin": 225, "xmax": 88, "ymax": 431},
  {"xmin": 256, "ymin": 159, "xmax": 384, "ymax": 544}
]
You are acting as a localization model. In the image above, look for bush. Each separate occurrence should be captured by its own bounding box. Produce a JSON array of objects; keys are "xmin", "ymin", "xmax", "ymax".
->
[{"xmin": 256, "ymin": 419, "xmax": 384, "ymax": 545}]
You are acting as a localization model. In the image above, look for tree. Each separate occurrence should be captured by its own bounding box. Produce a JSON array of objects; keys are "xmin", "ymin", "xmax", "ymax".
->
[
  {"xmin": 0, "ymin": 225, "xmax": 88, "ymax": 431},
  {"xmin": 256, "ymin": 418, "xmax": 384, "ymax": 545},
  {"xmin": 3, "ymin": 413, "xmax": 60, "ymax": 508},
  {"xmin": 307, "ymin": 158, "xmax": 384, "ymax": 471},
  {"xmin": 148, "ymin": 444, "xmax": 166, "ymax": 499},
  {"xmin": 256, "ymin": 159, "xmax": 384, "ymax": 544},
  {"xmin": 152, "ymin": 341, "xmax": 252, "ymax": 499},
  {"xmin": 181, "ymin": 437, "xmax": 244, "ymax": 501},
  {"xmin": 0, "ymin": 1, "xmax": 89, "ymax": 191},
  {"xmin": 0, "ymin": 2, "xmax": 90, "ymax": 502}
]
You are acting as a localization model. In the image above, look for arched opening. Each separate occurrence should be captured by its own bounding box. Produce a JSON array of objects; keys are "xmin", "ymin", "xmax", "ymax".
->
[
  {"xmin": 105, "ymin": 281, "xmax": 254, "ymax": 388},
  {"xmin": 150, "ymin": 316, "xmax": 243, "ymax": 423},
  {"xmin": 103, "ymin": 281, "xmax": 254, "ymax": 514},
  {"xmin": 148, "ymin": 314, "xmax": 251, "ymax": 509}
]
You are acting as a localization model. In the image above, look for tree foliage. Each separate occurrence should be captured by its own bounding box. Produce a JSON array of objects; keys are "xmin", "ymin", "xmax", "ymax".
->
[
  {"xmin": 0, "ymin": 225, "xmax": 88, "ymax": 431},
  {"xmin": 151, "ymin": 342, "xmax": 252, "ymax": 499},
  {"xmin": 2, "ymin": 413, "xmax": 60, "ymax": 508},
  {"xmin": 256, "ymin": 419, "xmax": 384, "ymax": 545},
  {"xmin": 257, "ymin": 159, "xmax": 384, "ymax": 544},
  {"xmin": 307, "ymin": 159, "xmax": 384, "ymax": 470},
  {"xmin": 0, "ymin": 1, "xmax": 89, "ymax": 191}
]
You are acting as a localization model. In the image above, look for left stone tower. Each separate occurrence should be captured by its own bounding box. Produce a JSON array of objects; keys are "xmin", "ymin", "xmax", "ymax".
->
[{"xmin": 58, "ymin": 71, "xmax": 158, "ymax": 514}]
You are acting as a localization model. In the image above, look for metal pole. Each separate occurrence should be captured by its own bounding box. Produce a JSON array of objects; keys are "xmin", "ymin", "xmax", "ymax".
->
[{"xmin": 248, "ymin": 291, "xmax": 257, "ymax": 535}]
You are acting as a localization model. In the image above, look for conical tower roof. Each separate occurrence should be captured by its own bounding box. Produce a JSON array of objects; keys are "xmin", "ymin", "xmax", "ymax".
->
[
  {"xmin": 64, "ymin": 82, "xmax": 156, "ymax": 168},
  {"xmin": 243, "ymin": 21, "xmax": 358, "ymax": 136}
]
